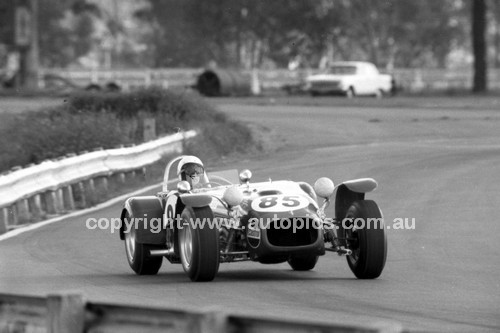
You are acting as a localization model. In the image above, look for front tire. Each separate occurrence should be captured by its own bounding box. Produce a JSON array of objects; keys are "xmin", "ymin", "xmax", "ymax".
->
[
  {"xmin": 288, "ymin": 254, "xmax": 319, "ymax": 271},
  {"xmin": 179, "ymin": 206, "xmax": 220, "ymax": 281},
  {"xmin": 345, "ymin": 87, "xmax": 355, "ymax": 98},
  {"xmin": 340, "ymin": 200, "xmax": 387, "ymax": 279},
  {"xmin": 124, "ymin": 212, "xmax": 163, "ymax": 275}
]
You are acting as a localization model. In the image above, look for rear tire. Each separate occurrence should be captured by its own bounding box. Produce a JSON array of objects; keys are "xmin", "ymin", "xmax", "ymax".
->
[
  {"xmin": 340, "ymin": 200, "xmax": 387, "ymax": 279},
  {"xmin": 124, "ymin": 212, "xmax": 163, "ymax": 275},
  {"xmin": 179, "ymin": 206, "xmax": 220, "ymax": 281},
  {"xmin": 288, "ymin": 254, "xmax": 319, "ymax": 271}
]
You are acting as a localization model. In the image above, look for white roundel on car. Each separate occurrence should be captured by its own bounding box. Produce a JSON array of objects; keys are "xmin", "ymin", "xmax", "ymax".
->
[{"xmin": 251, "ymin": 195, "xmax": 309, "ymax": 212}]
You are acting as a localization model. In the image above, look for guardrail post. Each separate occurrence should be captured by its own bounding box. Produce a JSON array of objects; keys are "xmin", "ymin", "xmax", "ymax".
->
[
  {"xmin": 84, "ymin": 179, "xmax": 96, "ymax": 206},
  {"xmin": 94, "ymin": 176, "xmax": 109, "ymax": 195},
  {"xmin": 62, "ymin": 186, "xmax": 75, "ymax": 211},
  {"xmin": 72, "ymin": 182, "xmax": 87, "ymax": 208},
  {"xmin": 43, "ymin": 191, "xmax": 62, "ymax": 215},
  {"xmin": 11, "ymin": 204, "xmax": 19, "ymax": 226},
  {"xmin": 28, "ymin": 194, "xmax": 45, "ymax": 221},
  {"xmin": 125, "ymin": 170, "xmax": 136, "ymax": 182},
  {"xmin": 47, "ymin": 293, "xmax": 85, "ymax": 333},
  {"xmin": 55, "ymin": 189, "xmax": 65, "ymax": 212},
  {"xmin": 16, "ymin": 199, "xmax": 31, "ymax": 224},
  {"xmin": 85, "ymin": 179, "xmax": 96, "ymax": 194},
  {"xmin": 0, "ymin": 207, "xmax": 9, "ymax": 234},
  {"xmin": 141, "ymin": 116, "xmax": 156, "ymax": 141},
  {"xmin": 138, "ymin": 167, "xmax": 146, "ymax": 182},
  {"xmin": 112, "ymin": 172, "xmax": 126, "ymax": 184}
]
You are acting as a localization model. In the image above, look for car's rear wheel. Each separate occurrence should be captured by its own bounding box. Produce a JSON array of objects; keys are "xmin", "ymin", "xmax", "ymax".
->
[
  {"xmin": 340, "ymin": 200, "xmax": 387, "ymax": 279},
  {"xmin": 288, "ymin": 254, "xmax": 319, "ymax": 271},
  {"xmin": 124, "ymin": 212, "xmax": 163, "ymax": 275},
  {"xmin": 375, "ymin": 89, "xmax": 384, "ymax": 99},
  {"xmin": 179, "ymin": 206, "xmax": 220, "ymax": 281}
]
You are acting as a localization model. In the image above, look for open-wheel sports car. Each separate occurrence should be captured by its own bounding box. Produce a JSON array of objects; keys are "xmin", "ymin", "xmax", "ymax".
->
[{"xmin": 119, "ymin": 155, "xmax": 387, "ymax": 282}]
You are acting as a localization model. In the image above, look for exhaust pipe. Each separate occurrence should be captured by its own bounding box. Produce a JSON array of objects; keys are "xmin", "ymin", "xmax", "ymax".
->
[{"xmin": 149, "ymin": 249, "xmax": 175, "ymax": 257}]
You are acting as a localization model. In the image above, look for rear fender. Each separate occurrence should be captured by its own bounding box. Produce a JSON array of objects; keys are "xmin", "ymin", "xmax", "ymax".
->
[
  {"xmin": 120, "ymin": 196, "xmax": 166, "ymax": 245},
  {"xmin": 334, "ymin": 178, "xmax": 377, "ymax": 220}
]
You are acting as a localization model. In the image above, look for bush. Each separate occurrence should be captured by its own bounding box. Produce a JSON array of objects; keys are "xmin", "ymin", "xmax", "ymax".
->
[
  {"xmin": 0, "ymin": 110, "xmax": 131, "ymax": 168},
  {"xmin": 0, "ymin": 87, "xmax": 257, "ymax": 172}
]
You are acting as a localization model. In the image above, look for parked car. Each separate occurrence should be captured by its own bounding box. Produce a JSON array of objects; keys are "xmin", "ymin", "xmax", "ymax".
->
[
  {"xmin": 306, "ymin": 61, "xmax": 393, "ymax": 97},
  {"xmin": 119, "ymin": 155, "xmax": 387, "ymax": 282}
]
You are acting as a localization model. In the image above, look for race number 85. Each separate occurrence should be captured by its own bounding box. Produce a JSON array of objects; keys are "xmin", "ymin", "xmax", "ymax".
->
[{"xmin": 251, "ymin": 195, "xmax": 309, "ymax": 212}]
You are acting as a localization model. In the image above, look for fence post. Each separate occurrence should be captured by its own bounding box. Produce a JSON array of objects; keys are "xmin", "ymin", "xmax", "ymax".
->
[{"xmin": 47, "ymin": 293, "xmax": 85, "ymax": 333}]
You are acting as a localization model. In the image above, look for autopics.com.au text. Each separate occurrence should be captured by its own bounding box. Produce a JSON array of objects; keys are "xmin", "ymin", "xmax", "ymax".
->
[{"xmin": 85, "ymin": 214, "xmax": 415, "ymax": 234}]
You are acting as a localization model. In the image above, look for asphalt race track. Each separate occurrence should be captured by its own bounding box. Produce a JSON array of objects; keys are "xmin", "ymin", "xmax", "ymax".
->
[{"xmin": 1, "ymin": 99, "xmax": 499, "ymax": 332}]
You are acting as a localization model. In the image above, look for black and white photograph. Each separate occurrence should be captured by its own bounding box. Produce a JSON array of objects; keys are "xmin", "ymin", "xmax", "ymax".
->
[{"xmin": 0, "ymin": 1, "xmax": 499, "ymax": 332}]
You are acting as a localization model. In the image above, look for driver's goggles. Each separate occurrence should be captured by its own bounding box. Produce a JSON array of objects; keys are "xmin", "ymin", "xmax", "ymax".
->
[{"xmin": 185, "ymin": 165, "xmax": 204, "ymax": 177}]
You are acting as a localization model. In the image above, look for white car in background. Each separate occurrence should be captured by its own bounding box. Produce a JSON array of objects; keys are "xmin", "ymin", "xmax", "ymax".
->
[{"xmin": 306, "ymin": 61, "xmax": 393, "ymax": 98}]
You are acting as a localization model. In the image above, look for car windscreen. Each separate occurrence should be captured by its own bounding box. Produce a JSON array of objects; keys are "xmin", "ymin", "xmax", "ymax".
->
[
  {"xmin": 207, "ymin": 169, "xmax": 239, "ymax": 185},
  {"xmin": 328, "ymin": 66, "xmax": 357, "ymax": 75}
]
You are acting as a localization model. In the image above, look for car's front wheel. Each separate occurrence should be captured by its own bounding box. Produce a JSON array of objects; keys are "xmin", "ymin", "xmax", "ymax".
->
[
  {"xmin": 179, "ymin": 206, "xmax": 220, "ymax": 281},
  {"xmin": 345, "ymin": 87, "xmax": 355, "ymax": 98},
  {"xmin": 124, "ymin": 212, "xmax": 163, "ymax": 275},
  {"xmin": 340, "ymin": 200, "xmax": 387, "ymax": 279}
]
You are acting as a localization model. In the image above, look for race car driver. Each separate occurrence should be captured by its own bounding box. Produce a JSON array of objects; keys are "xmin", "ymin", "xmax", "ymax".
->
[{"xmin": 177, "ymin": 155, "xmax": 208, "ymax": 189}]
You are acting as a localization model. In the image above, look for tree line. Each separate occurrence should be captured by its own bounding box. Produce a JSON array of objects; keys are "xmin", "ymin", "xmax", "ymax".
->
[{"xmin": 0, "ymin": 0, "xmax": 496, "ymax": 91}]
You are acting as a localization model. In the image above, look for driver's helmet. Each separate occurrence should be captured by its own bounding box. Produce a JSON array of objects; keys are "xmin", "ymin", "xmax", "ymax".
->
[{"xmin": 177, "ymin": 155, "xmax": 206, "ymax": 188}]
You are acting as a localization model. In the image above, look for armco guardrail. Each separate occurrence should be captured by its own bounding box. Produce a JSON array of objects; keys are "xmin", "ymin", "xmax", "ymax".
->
[
  {"xmin": 0, "ymin": 292, "xmax": 402, "ymax": 333},
  {"xmin": 0, "ymin": 130, "xmax": 196, "ymax": 234}
]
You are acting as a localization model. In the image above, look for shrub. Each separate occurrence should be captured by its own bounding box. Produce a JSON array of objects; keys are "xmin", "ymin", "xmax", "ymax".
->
[
  {"xmin": 0, "ymin": 87, "xmax": 257, "ymax": 172},
  {"xmin": 0, "ymin": 109, "xmax": 130, "ymax": 167}
]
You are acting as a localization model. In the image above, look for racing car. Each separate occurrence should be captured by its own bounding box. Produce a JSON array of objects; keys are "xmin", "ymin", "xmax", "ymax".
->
[{"xmin": 119, "ymin": 155, "xmax": 387, "ymax": 282}]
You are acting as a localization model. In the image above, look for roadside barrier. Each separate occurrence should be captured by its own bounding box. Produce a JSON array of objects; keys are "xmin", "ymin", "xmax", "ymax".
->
[
  {"xmin": 0, "ymin": 131, "xmax": 196, "ymax": 234},
  {"xmin": 0, "ymin": 292, "xmax": 402, "ymax": 333}
]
